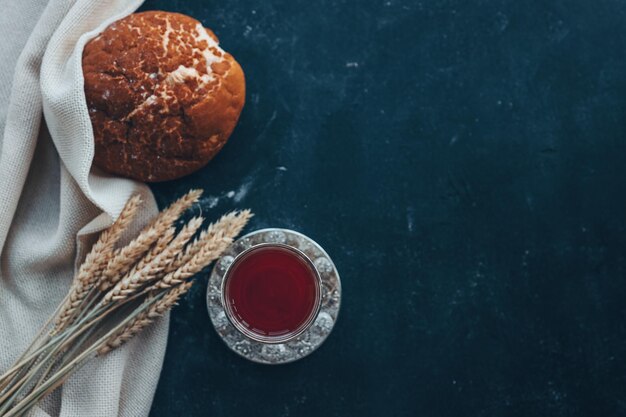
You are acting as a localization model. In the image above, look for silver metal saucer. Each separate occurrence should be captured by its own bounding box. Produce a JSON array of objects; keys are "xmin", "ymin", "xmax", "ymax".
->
[{"xmin": 207, "ymin": 228, "xmax": 341, "ymax": 364}]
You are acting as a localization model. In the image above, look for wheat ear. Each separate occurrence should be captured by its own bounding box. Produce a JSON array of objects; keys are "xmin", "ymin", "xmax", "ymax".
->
[
  {"xmin": 155, "ymin": 210, "xmax": 253, "ymax": 289},
  {"xmin": 98, "ymin": 189, "xmax": 203, "ymax": 291},
  {"xmin": 102, "ymin": 217, "xmax": 203, "ymax": 304},
  {"xmin": 171, "ymin": 210, "xmax": 254, "ymax": 270},
  {"xmin": 123, "ymin": 226, "xmax": 176, "ymax": 281},
  {"xmin": 53, "ymin": 195, "xmax": 142, "ymax": 332},
  {"xmin": 96, "ymin": 281, "xmax": 194, "ymax": 355}
]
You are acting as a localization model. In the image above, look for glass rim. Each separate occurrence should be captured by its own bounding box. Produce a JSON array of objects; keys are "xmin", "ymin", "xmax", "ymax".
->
[{"xmin": 220, "ymin": 242, "xmax": 323, "ymax": 344}]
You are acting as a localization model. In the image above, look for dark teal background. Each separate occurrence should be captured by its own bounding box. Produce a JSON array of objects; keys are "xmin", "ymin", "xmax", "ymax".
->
[{"xmin": 143, "ymin": 0, "xmax": 626, "ymax": 415}]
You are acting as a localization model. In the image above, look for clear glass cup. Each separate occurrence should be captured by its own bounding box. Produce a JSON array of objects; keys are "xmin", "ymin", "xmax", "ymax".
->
[{"xmin": 221, "ymin": 243, "xmax": 323, "ymax": 344}]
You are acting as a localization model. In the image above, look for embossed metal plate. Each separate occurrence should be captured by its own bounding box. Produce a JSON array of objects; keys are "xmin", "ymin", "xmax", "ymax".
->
[{"xmin": 207, "ymin": 228, "xmax": 341, "ymax": 364}]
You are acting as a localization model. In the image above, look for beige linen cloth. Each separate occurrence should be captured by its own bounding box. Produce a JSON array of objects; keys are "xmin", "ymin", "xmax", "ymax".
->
[{"xmin": 0, "ymin": 0, "xmax": 169, "ymax": 415}]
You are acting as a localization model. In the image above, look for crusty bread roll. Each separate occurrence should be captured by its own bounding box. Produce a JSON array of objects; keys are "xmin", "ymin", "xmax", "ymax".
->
[{"xmin": 83, "ymin": 11, "xmax": 245, "ymax": 182}]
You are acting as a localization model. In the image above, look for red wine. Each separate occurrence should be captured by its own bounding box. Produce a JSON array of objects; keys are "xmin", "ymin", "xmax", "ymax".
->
[{"xmin": 224, "ymin": 245, "xmax": 320, "ymax": 340}]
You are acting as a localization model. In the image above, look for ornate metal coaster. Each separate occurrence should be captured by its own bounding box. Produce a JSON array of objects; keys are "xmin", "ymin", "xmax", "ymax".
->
[{"xmin": 207, "ymin": 228, "xmax": 341, "ymax": 364}]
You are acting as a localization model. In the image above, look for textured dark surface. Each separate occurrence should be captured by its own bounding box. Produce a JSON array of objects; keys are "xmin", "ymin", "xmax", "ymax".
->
[{"xmin": 144, "ymin": 0, "xmax": 626, "ymax": 416}]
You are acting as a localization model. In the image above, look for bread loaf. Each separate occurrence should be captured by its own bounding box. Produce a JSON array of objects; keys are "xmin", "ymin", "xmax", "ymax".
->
[{"xmin": 83, "ymin": 11, "xmax": 245, "ymax": 182}]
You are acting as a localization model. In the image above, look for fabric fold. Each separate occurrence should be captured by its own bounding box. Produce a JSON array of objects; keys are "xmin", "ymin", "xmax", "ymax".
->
[{"xmin": 0, "ymin": 1, "xmax": 169, "ymax": 416}]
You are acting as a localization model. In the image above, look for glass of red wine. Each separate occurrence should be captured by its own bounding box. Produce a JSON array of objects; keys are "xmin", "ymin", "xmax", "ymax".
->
[{"xmin": 221, "ymin": 243, "xmax": 322, "ymax": 344}]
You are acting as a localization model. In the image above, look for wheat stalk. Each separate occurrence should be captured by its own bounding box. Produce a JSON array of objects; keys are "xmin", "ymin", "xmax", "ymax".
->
[
  {"xmin": 154, "ymin": 210, "xmax": 253, "ymax": 289},
  {"xmin": 0, "ymin": 188, "xmax": 252, "ymax": 416},
  {"xmin": 2, "ymin": 296, "xmax": 161, "ymax": 417},
  {"xmin": 99, "ymin": 228, "xmax": 161, "ymax": 290},
  {"xmin": 98, "ymin": 189, "xmax": 202, "ymax": 291},
  {"xmin": 125, "ymin": 227, "xmax": 176, "ymax": 278},
  {"xmin": 53, "ymin": 195, "xmax": 143, "ymax": 333},
  {"xmin": 102, "ymin": 217, "xmax": 203, "ymax": 304},
  {"xmin": 97, "ymin": 281, "xmax": 194, "ymax": 355},
  {"xmin": 172, "ymin": 210, "xmax": 253, "ymax": 269}
]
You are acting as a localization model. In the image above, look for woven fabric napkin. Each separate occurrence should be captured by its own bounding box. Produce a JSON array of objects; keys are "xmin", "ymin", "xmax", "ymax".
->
[{"xmin": 0, "ymin": 0, "xmax": 169, "ymax": 415}]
